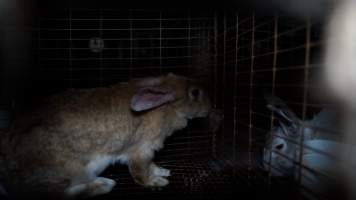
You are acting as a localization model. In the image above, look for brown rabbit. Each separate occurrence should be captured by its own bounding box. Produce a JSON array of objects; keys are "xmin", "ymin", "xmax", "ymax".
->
[{"xmin": 0, "ymin": 73, "xmax": 212, "ymax": 199}]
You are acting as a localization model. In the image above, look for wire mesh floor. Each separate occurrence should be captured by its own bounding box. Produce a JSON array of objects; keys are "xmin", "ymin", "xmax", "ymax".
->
[{"xmin": 90, "ymin": 157, "xmax": 303, "ymax": 200}]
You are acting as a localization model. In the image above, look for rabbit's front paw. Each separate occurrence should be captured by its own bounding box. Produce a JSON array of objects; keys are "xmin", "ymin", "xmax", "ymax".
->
[
  {"xmin": 152, "ymin": 166, "xmax": 171, "ymax": 177},
  {"xmin": 65, "ymin": 177, "xmax": 116, "ymax": 198},
  {"xmin": 147, "ymin": 176, "xmax": 169, "ymax": 187},
  {"xmin": 91, "ymin": 177, "xmax": 116, "ymax": 195}
]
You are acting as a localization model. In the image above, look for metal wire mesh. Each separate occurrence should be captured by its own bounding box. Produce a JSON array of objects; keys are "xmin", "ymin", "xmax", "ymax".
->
[{"xmin": 30, "ymin": 6, "xmax": 345, "ymax": 200}]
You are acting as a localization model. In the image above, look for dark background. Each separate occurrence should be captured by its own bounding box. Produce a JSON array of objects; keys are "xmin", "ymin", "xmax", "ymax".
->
[{"xmin": 0, "ymin": 0, "xmax": 339, "ymax": 199}]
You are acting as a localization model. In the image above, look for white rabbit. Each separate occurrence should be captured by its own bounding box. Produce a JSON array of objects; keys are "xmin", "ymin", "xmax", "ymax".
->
[
  {"xmin": 262, "ymin": 95, "xmax": 352, "ymax": 197},
  {"xmin": 263, "ymin": 95, "xmax": 340, "ymax": 176},
  {"xmin": 293, "ymin": 139, "xmax": 356, "ymax": 198}
]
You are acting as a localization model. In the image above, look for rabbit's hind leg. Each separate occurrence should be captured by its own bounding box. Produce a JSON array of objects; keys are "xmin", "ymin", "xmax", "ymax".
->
[{"xmin": 64, "ymin": 177, "xmax": 116, "ymax": 198}]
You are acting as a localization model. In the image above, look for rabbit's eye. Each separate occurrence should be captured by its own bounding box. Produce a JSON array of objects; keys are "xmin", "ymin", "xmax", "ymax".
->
[{"xmin": 275, "ymin": 144, "xmax": 284, "ymax": 150}]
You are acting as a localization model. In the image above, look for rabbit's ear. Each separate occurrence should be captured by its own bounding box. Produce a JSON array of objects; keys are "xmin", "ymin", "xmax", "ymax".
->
[
  {"xmin": 265, "ymin": 94, "xmax": 300, "ymax": 124},
  {"xmin": 278, "ymin": 120, "xmax": 300, "ymax": 138},
  {"xmin": 130, "ymin": 86, "xmax": 176, "ymax": 112},
  {"xmin": 265, "ymin": 94, "xmax": 302, "ymax": 137}
]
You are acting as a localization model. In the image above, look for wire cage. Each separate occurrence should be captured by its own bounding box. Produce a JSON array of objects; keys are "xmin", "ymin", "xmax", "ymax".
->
[{"xmin": 0, "ymin": 1, "xmax": 349, "ymax": 200}]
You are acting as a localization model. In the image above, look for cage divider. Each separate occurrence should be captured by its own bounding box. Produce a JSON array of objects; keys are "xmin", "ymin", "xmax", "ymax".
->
[
  {"xmin": 232, "ymin": 12, "xmax": 239, "ymax": 179},
  {"xmin": 69, "ymin": 6, "xmax": 73, "ymax": 88},
  {"xmin": 158, "ymin": 11, "xmax": 163, "ymax": 75},
  {"xmin": 221, "ymin": 11, "xmax": 227, "ymax": 161},
  {"xmin": 247, "ymin": 12, "xmax": 256, "ymax": 185},
  {"xmin": 129, "ymin": 9, "xmax": 133, "ymax": 79},
  {"xmin": 99, "ymin": 8, "xmax": 103, "ymax": 86},
  {"xmin": 296, "ymin": 16, "xmax": 312, "ymax": 199},
  {"xmin": 28, "ymin": 7, "xmax": 335, "ymax": 199},
  {"xmin": 212, "ymin": 11, "xmax": 218, "ymax": 159}
]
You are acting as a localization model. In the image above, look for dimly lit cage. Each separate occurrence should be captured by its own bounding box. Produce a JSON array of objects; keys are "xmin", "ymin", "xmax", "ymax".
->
[{"xmin": 0, "ymin": 0, "xmax": 347, "ymax": 200}]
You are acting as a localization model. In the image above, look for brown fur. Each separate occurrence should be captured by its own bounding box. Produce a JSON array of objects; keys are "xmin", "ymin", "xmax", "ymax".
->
[{"xmin": 0, "ymin": 73, "xmax": 212, "ymax": 199}]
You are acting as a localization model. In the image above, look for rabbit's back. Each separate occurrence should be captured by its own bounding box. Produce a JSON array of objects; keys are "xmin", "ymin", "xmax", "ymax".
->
[{"xmin": 0, "ymin": 84, "xmax": 137, "ymax": 192}]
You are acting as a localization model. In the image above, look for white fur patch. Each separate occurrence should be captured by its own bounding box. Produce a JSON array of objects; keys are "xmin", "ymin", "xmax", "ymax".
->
[
  {"xmin": 86, "ymin": 155, "xmax": 128, "ymax": 177},
  {"xmin": 65, "ymin": 177, "xmax": 116, "ymax": 197},
  {"xmin": 147, "ymin": 176, "xmax": 169, "ymax": 187},
  {"xmin": 65, "ymin": 183, "xmax": 87, "ymax": 197},
  {"xmin": 152, "ymin": 167, "xmax": 171, "ymax": 177},
  {"xmin": 91, "ymin": 177, "xmax": 116, "ymax": 195}
]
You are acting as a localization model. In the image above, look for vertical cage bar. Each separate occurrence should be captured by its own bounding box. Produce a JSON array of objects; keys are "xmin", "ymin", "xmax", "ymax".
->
[
  {"xmin": 187, "ymin": 10, "xmax": 192, "ymax": 68},
  {"xmin": 297, "ymin": 17, "xmax": 312, "ymax": 197},
  {"xmin": 159, "ymin": 11, "xmax": 162, "ymax": 74},
  {"xmin": 69, "ymin": 7, "xmax": 73, "ymax": 87},
  {"xmin": 233, "ymin": 12, "xmax": 239, "ymax": 176},
  {"xmin": 248, "ymin": 13, "xmax": 255, "ymax": 182},
  {"xmin": 267, "ymin": 14, "xmax": 279, "ymax": 188},
  {"xmin": 212, "ymin": 11, "xmax": 218, "ymax": 158},
  {"xmin": 206, "ymin": 17, "xmax": 214, "ymax": 157},
  {"xmin": 129, "ymin": 10, "xmax": 133, "ymax": 79},
  {"xmin": 187, "ymin": 10, "xmax": 192, "ymax": 156},
  {"xmin": 99, "ymin": 9, "xmax": 103, "ymax": 86},
  {"xmin": 37, "ymin": 16, "xmax": 41, "ymax": 88},
  {"xmin": 221, "ymin": 12, "xmax": 227, "ymax": 154}
]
